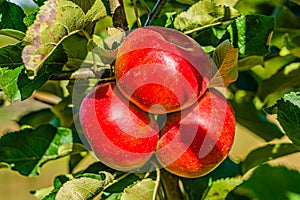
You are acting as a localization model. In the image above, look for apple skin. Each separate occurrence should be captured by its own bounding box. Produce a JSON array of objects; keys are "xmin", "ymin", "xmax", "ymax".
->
[
  {"xmin": 79, "ymin": 82, "xmax": 159, "ymax": 171},
  {"xmin": 115, "ymin": 26, "xmax": 212, "ymax": 114},
  {"xmin": 156, "ymin": 89, "xmax": 235, "ymax": 178}
]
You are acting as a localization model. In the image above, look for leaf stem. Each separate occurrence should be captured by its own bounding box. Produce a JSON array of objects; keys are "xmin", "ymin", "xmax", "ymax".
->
[{"xmin": 133, "ymin": 0, "xmax": 142, "ymax": 28}]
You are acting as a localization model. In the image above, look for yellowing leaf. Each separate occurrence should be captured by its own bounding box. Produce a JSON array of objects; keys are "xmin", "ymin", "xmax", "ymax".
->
[
  {"xmin": 22, "ymin": 0, "xmax": 106, "ymax": 77},
  {"xmin": 209, "ymin": 40, "xmax": 239, "ymax": 87},
  {"xmin": 174, "ymin": 0, "xmax": 240, "ymax": 33}
]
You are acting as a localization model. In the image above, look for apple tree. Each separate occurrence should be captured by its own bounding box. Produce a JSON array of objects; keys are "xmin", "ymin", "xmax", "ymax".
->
[{"xmin": 1, "ymin": 0, "xmax": 300, "ymax": 199}]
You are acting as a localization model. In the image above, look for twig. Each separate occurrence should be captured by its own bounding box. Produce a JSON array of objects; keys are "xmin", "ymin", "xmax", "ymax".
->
[
  {"xmin": 49, "ymin": 67, "xmax": 113, "ymax": 80},
  {"xmin": 144, "ymin": 0, "xmax": 167, "ymax": 26}
]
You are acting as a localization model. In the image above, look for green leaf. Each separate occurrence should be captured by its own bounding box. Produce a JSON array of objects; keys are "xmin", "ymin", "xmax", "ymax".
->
[
  {"xmin": 230, "ymin": 97, "xmax": 284, "ymax": 141},
  {"xmin": 0, "ymin": 43, "xmax": 67, "ymax": 102},
  {"xmin": 238, "ymin": 56, "xmax": 264, "ymax": 71},
  {"xmin": 242, "ymin": 143, "xmax": 299, "ymax": 173},
  {"xmin": 257, "ymin": 62, "xmax": 300, "ymax": 100},
  {"xmin": 180, "ymin": 158, "xmax": 241, "ymax": 200},
  {"xmin": 34, "ymin": 0, "xmax": 48, "ymax": 7},
  {"xmin": 62, "ymin": 34, "xmax": 88, "ymax": 70},
  {"xmin": 174, "ymin": 0, "xmax": 240, "ymax": 33},
  {"xmin": 22, "ymin": 0, "xmax": 106, "ymax": 77},
  {"xmin": 105, "ymin": 174, "xmax": 141, "ymax": 194},
  {"xmin": 120, "ymin": 178, "xmax": 156, "ymax": 200},
  {"xmin": 0, "ymin": 29, "xmax": 25, "ymax": 41},
  {"xmin": 0, "ymin": 1, "xmax": 27, "ymax": 32},
  {"xmin": 274, "ymin": 92, "xmax": 300, "ymax": 149},
  {"xmin": 235, "ymin": 0, "xmax": 285, "ymax": 15},
  {"xmin": 31, "ymin": 186, "xmax": 54, "ymax": 199},
  {"xmin": 251, "ymin": 54, "xmax": 296, "ymax": 80},
  {"xmin": 18, "ymin": 108, "xmax": 60, "ymax": 128},
  {"xmin": 203, "ymin": 178, "xmax": 243, "ymax": 200},
  {"xmin": 227, "ymin": 15, "xmax": 275, "ymax": 58},
  {"xmin": 23, "ymin": 9, "xmax": 38, "ymax": 27},
  {"xmin": 231, "ymin": 165, "xmax": 300, "ymax": 200},
  {"xmin": 281, "ymin": 33, "xmax": 300, "ymax": 58},
  {"xmin": 0, "ymin": 125, "xmax": 86, "ymax": 176},
  {"xmin": 53, "ymin": 172, "xmax": 113, "ymax": 200},
  {"xmin": 209, "ymin": 40, "xmax": 239, "ymax": 87}
]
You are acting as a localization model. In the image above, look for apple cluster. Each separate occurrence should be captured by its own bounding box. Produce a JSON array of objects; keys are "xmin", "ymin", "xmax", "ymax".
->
[{"xmin": 79, "ymin": 26, "xmax": 235, "ymax": 178}]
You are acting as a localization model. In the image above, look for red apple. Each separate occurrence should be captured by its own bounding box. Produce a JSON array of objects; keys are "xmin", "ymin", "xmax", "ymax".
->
[
  {"xmin": 156, "ymin": 89, "xmax": 235, "ymax": 178},
  {"xmin": 115, "ymin": 26, "xmax": 212, "ymax": 114},
  {"xmin": 79, "ymin": 82, "xmax": 159, "ymax": 171}
]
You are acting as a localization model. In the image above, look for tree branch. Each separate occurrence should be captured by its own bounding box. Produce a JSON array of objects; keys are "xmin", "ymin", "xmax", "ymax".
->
[{"xmin": 50, "ymin": 67, "xmax": 113, "ymax": 80}]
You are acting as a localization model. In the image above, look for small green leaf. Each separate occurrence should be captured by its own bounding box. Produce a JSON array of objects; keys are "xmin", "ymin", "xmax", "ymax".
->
[
  {"xmin": 257, "ymin": 63, "xmax": 300, "ymax": 100},
  {"xmin": 174, "ymin": 0, "xmax": 240, "ymax": 33},
  {"xmin": 120, "ymin": 178, "xmax": 156, "ymax": 200},
  {"xmin": 203, "ymin": 178, "xmax": 243, "ymax": 200},
  {"xmin": 18, "ymin": 108, "xmax": 60, "ymax": 128},
  {"xmin": 54, "ymin": 172, "xmax": 113, "ymax": 200},
  {"xmin": 180, "ymin": 158, "xmax": 241, "ymax": 200},
  {"xmin": 231, "ymin": 165, "xmax": 300, "ymax": 200},
  {"xmin": 0, "ymin": 125, "xmax": 85, "ymax": 176},
  {"xmin": 275, "ymin": 92, "xmax": 300, "ymax": 149},
  {"xmin": 23, "ymin": 9, "xmax": 38, "ymax": 27},
  {"xmin": 0, "ymin": 29, "xmax": 25, "ymax": 41},
  {"xmin": 227, "ymin": 15, "xmax": 275, "ymax": 58},
  {"xmin": 31, "ymin": 186, "xmax": 54, "ymax": 199},
  {"xmin": 230, "ymin": 97, "xmax": 284, "ymax": 141},
  {"xmin": 0, "ymin": 43, "xmax": 67, "ymax": 102},
  {"xmin": 0, "ymin": 1, "xmax": 27, "ymax": 32},
  {"xmin": 209, "ymin": 40, "xmax": 239, "ymax": 87},
  {"xmin": 22, "ymin": 0, "xmax": 106, "ymax": 76},
  {"xmin": 242, "ymin": 143, "xmax": 299, "ymax": 173}
]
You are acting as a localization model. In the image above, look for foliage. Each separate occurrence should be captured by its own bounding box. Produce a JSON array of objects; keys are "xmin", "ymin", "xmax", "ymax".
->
[{"xmin": 0, "ymin": 0, "xmax": 300, "ymax": 199}]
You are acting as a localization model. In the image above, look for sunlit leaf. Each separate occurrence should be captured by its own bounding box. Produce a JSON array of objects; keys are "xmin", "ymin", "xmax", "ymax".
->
[
  {"xmin": 0, "ymin": 43, "xmax": 67, "ymax": 102},
  {"xmin": 257, "ymin": 63, "xmax": 300, "ymax": 100},
  {"xmin": 242, "ymin": 143, "xmax": 299, "ymax": 173},
  {"xmin": 209, "ymin": 40, "xmax": 239, "ymax": 87},
  {"xmin": 0, "ymin": 29, "xmax": 25, "ymax": 41},
  {"xmin": 120, "ymin": 178, "xmax": 156, "ymax": 200},
  {"xmin": 203, "ymin": 178, "xmax": 243, "ymax": 200},
  {"xmin": 53, "ymin": 172, "xmax": 113, "ymax": 200},
  {"xmin": 174, "ymin": 0, "xmax": 240, "ymax": 33},
  {"xmin": 22, "ymin": 0, "xmax": 106, "ymax": 77}
]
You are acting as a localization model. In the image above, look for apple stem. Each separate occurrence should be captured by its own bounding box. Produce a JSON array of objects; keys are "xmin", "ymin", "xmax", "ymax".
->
[{"xmin": 144, "ymin": 0, "xmax": 167, "ymax": 26}]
